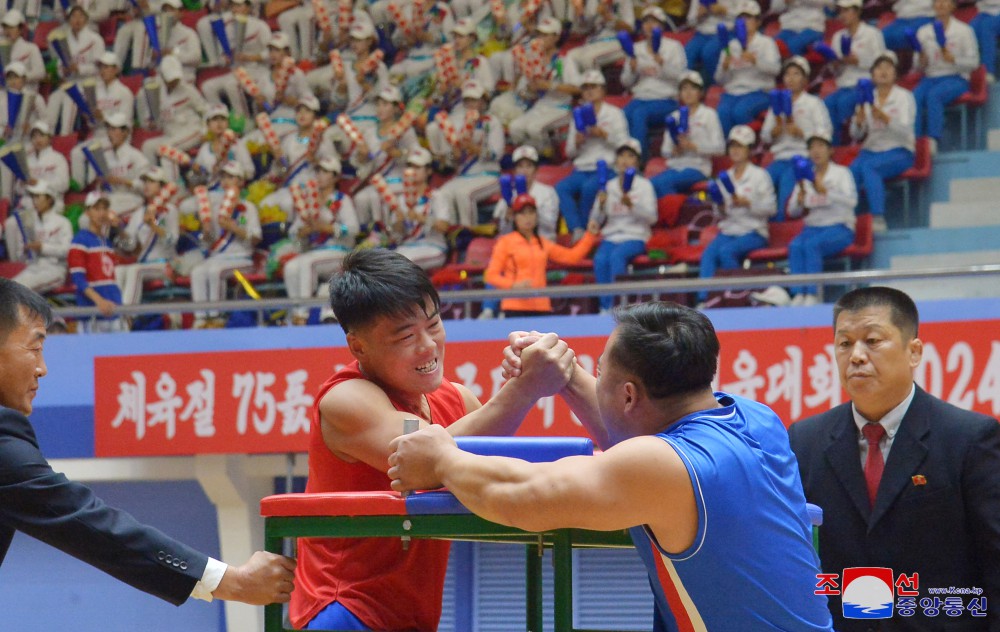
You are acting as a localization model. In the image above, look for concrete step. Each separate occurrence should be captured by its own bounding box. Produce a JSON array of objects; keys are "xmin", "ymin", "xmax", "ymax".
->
[
  {"xmin": 890, "ymin": 250, "xmax": 1000, "ymax": 300},
  {"xmin": 948, "ymin": 177, "xmax": 1000, "ymax": 203},
  {"xmin": 989, "ymin": 129, "xmax": 1000, "ymax": 152},
  {"xmin": 929, "ymin": 201, "xmax": 1000, "ymax": 227}
]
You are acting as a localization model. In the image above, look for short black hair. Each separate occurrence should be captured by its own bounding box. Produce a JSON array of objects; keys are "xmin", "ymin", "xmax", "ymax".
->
[
  {"xmin": 608, "ymin": 302, "xmax": 719, "ymax": 399},
  {"xmin": 0, "ymin": 278, "xmax": 53, "ymax": 343},
  {"xmin": 329, "ymin": 249, "xmax": 440, "ymax": 334},
  {"xmin": 833, "ymin": 286, "xmax": 919, "ymax": 339}
]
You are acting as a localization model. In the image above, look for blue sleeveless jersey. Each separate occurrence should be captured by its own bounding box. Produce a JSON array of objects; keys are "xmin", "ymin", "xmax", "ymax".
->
[{"xmin": 630, "ymin": 393, "xmax": 833, "ymax": 631}]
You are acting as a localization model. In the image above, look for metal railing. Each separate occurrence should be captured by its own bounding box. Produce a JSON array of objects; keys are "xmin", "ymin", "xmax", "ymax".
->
[{"xmin": 51, "ymin": 264, "xmax": 1000, "ymax": 325}]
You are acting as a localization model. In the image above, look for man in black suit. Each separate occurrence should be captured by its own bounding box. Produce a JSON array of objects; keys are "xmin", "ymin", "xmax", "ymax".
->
[
  {"xmin": 0, "ymin": 278, "xmax": 296, "ymax": 611},
  {"xmin": 789, "ymin": 286, "xmax": 1000, "ymax": 631}
]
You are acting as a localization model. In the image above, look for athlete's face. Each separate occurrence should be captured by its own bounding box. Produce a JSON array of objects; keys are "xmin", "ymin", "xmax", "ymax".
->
[
  {"xmin": 347, "ymin": 295, "xmax": 446, "ymax": 397},
  {"xmin": 0, "ymin": 309, "xmax": 47, "ymax": 415},
  {"xmin": 595, "ymin": 330, "xmax": 629, "ymax": 446},
  {"xmin": 835, "ymin": 305, "xmax": 921, "ymax": 420}
]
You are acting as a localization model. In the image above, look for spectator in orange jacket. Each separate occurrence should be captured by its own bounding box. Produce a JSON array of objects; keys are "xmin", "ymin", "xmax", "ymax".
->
[{"xmin": 483, "ymin": 194, "xmax": 600, "ymax": 317}]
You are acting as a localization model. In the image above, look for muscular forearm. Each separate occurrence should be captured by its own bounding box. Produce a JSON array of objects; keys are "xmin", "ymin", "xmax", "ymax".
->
[
  {"xmin": 447, "ymin": 379, "xmax": 540, "ymax": 438},
  {"xmin": 561, "ymin": 366, "xmax": 609, "ymax": 448},
  {"xmin": 435, "ymin": 447, "xmax": 552, "ymax": 531}
]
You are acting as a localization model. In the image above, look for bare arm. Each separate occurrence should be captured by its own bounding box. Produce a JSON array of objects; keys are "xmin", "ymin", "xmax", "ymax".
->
[
  {"xmin": 502, "ymin": 332, "xmax": 609, "ymax": 448},
  {"xmin": 388, "ymin": 428, "xmax": 698, "ymax": 551},
  {"xmin": 321, "ymin": 334, "xmax": 576, "ymax": 473}
]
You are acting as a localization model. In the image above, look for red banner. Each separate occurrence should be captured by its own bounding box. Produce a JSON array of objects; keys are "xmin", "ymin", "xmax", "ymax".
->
[{"xmin": 94, "ymin": 321, "xmax": 1000, "ymax": 457}]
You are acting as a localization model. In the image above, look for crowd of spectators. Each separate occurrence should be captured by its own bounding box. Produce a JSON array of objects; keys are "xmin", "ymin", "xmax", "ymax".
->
[{"xmin": 0, "ymin": 0, "xmax": 990, "ymax": 327}]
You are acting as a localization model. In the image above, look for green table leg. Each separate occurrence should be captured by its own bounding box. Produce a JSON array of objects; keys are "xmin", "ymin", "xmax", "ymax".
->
[
  {"xmin": 526, "ymin": 540, "xmax": 544, "ymax": 632},
  {"xmin": 265, "ymin": 524, "xmax": 288, "ymax": 632},
  {"xmin": 552, "ymin": 532, "xmax": 573, "ymax": 632}
]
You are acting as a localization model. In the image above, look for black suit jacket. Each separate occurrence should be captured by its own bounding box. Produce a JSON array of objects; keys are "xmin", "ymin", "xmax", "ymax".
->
[
  {"xmin": 788, "ymin": 387, "xmax": 1000, "ymax": 631},
  {"xmin": 0, "ymin": 407, "xmax": 208, "ymax": 605}
]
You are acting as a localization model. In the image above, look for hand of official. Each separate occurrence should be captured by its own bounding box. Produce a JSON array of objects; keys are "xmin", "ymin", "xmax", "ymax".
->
[
  {"xmin": 387, "ymin": 424, "xmax": 457, "ymax": 492},
  {"xmin": 212, "ymin": 551, "xmax": 297, "ymax": 605}
]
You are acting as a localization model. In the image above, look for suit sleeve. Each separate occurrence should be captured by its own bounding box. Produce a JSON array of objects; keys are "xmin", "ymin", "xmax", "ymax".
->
[
  {"xmin": 962, "ymin": 417, "xmax": 1000, "ymax": 622},
  {"xmin": 0, "ymin": 409, "xmax": 208, "ymax": 605}
]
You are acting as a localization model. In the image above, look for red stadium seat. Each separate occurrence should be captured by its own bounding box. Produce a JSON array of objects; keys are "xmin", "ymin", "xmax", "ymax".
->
[
  {"xmin": 668, "ymin": 225, "xmax": 720, "ymax": 265},
  {"xmin": 120, "ymin": 73, "xmax": 145, "ymax": 95},
  {"xmin": 946, "ymin": 65, "xmax": 988, "ymax": 150},
  {"xmin": 51, "ymin": 132, "xmax": 78, "ymax": 163},
  {"xmin": 656, "ymin": 194, "xmax": 687, "ymax": 227},
  {"xmin": 745, "ymin": 219, "xmax": 804, "ymax": 265},
  {"xmin": 603, "ymin": 94, "xmax": 632, "ymax": 109},
  {"xmin": 886, "ymin": 136, "xmax": 932, "ymax": 226},
  {"xmin": 32, "ymin": 20, "xmax": 61, "ymax": 51},
  {"xmin": 535, "ymin": 164, "xmax": 573, "ymax": 186},
  {"xmin": 130, "ymin": 127, "xmax": 163, "ymax": 151},
  {"xmin": 835, "ymin": 212, "xmax": 874, "ymax": 269},
  {"xmin": 832, "ymin": 144, "xmax": 861, "ymax": 166},
  {"xmin": 179, "ymin": 7, "xmax": 208, "ymax": 30},
  {"xmin": 628, "ymin": 226, "xmax": 688, "ymax": 270}
]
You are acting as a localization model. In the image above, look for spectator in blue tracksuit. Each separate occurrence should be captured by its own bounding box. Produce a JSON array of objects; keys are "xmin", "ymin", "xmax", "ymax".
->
[
  {"xmin": 972, "ymin": 0, "xmax": 1000, "ymax": 80},
  {"xmin": 881, "ymin": 0, "xmax": 935, "ymax": 51}
]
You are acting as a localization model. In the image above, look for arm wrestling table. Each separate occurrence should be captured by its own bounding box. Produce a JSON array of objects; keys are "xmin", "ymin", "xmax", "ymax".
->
[{"xmin": 259, "ymin": 437, "xmax": 637, "ymax": 632}]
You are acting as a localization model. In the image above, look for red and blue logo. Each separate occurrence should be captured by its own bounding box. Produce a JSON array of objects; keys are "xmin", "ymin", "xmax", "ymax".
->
[{"xmin": 842, "ymin": 567, "xmax": 894, "ymax": 619}]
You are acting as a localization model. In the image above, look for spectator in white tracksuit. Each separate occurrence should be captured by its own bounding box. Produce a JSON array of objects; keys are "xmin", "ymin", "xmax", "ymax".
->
[
  {"xmin": 499, "ymin": 18, "xmax": 582, "ymax": 151},
  {"xmin": 189, "ymin": 104, "xmax": 256, "ymax": 189},
  {"xmin": 912, "ymin": 0, "xmax": 979, "ymax": 145},
  {"xmin": 590, "ymin": 138, "xmax": 657, "ymax": 312},
  {"xmin": 650, "ymin": 70, "xmax": 725, "ymax": 197},
  {"xmin": 566, "ymin": 0, "xmax": 634, "ymax": 72},
  {"xmin": 1, "ymin": 121, "xmax": 70, "ymax": 214},
  {"xmin": 184, "ymin": 161, "xmax": 262, "ymax": 326},
  {"xmin": 772, "ymin": 0, "xmax": 832, "ymax": 55},
  {"xmin": 822, "ymin": 0, "xmax": 887, "ymax": 133},
  {"xmin": 136, "ymin": 55, "xmax": 209, "ymax": 164},
  {"xmin": 44, "ymin": 5, "xmax": 106, "ymax": 135},
  {"xmin": 761, "ymin": 56, "xmax": 833, "ymax": 218},
  {"xmin": 848, "ymin": 51, "xmax": 916, "ymax": 231},
  {"xmin": 556, "ymin": 68, "xmax": 629, "ymax": 240},
  {"xmin": 281, "ymin": 157, "xmax": 360, "ymax": 324},
  {"xmin": 714, "ymin": 0, "xmax": 782, "ymax": 134},
  {"xmin": 3, "ymin": 180, "xmax": 73, "ymax": 293},
  {"xmin": 199, "ymin": 0, "xmax": 273, "ymax": 119},
  {"xmin": 349, "ymin": 85, "xmax": 421, "ymax": 227},
  {"xmin": 0, "ymin": 62, "xmax": 46, "ymax": 145},
  {"xmin": 390, "ymin": 148, "xmax": 453, "ymax": 271},
  {"xmin": 68, "ymin": 52, "xmax": 136, "ymax": 183},
  {"xmin": 1, "ymin": 10, "xmax": 45, "ymax": 91},
  {"xmin": 697, "ymin": 124, "xmax": 776, "ymax": 305},
  {"xmin": 492, "ymin": 145, "xmax": 560, "ymax": 241},
  {"xmin": 428, "ymin": 81, "xmax": 505, "ymax": 228},
  {"xmin": 779, "ymin": 132, "xmax": 857, "ymax": 305},
  {"xmin": 115, "ymin": 167, "xmax": 181, "ymax": 305},
  {"xmin": 620, "ymin": 6, "xmax": 687, "ymax": 160},
  {"xmin": 72, "ymin": 112, "xmax": 151, "ymax": 219}
]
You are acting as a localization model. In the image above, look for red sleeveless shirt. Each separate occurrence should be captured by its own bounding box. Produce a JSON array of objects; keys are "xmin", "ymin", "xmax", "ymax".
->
[{"xmin": 289, "ymin": 361, "xmax": 467, "ymax": 631}]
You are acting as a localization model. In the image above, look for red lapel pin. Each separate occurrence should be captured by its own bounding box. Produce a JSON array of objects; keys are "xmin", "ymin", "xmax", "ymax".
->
[{"xmin": 912, "ymin": 475, "xmax": 927, "ymax": 486}]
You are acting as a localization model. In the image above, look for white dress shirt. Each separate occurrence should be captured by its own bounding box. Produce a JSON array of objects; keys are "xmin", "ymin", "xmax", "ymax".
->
[
  {"xmin": 850, "ymin": 84, "xmax": 917, "ymax": 153},
  {"xmin": 761, "ymin": 92, "xmax": 833, "ymax": 160},
  {"xmin": 917, "ymin": 17, "xmax": 980, "ymax": 80},
  {"xmin": 787, "ymin": 162, "xmax": 858, "ymax": 230},
  {"xmin": 717, "ymin": 162, "xmax": 777, "ymax": 237},
  {"xmin": 620, "ymin": 36, "xmax": 687, "ymax": 101},
  {"xmin": 565, "ymin": 101, "xmax": 630, "ymax": 171},
  {"xmin": 715, "ymin": 33, "xmax": 782, "ymax": 95},
  {"xmin": 660, "ymin": 103, "xmax": 725, "ymax": 176},
  {"xmin": 832, "ymin": 22, "xmax": 887, "ymax": 89}
]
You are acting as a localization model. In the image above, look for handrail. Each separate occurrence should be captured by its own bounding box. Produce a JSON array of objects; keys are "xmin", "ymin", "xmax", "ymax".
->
[{"xmin": 51, "ymin": 264, "xmax": 1000, "ymax": 321}]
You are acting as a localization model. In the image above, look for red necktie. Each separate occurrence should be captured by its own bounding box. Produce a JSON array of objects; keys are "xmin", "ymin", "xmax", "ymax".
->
[{"xmin": 863, "ymin": 423, "xmax": 886, "ymax": 508}]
